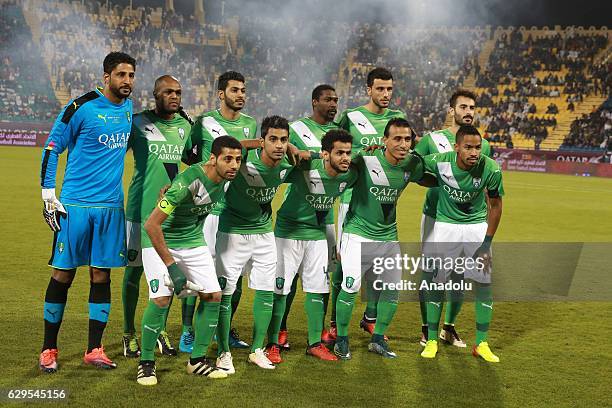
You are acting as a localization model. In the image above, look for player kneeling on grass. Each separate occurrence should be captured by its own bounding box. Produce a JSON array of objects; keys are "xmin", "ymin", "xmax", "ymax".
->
[
  {"xmin": 137, "ymin": 136, "xmax": 243, "ymax": 385},
  {"xmin": 271, "ymin": 129, "xmax": 358, "ymax": 361},
  {"xmin": 420, "ymin": 125, "xmax": 503, "ymax": 363}
]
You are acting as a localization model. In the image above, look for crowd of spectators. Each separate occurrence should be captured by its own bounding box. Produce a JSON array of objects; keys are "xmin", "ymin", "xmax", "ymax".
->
[{"xmin": 561, "ymin": 106, "xmax": 612, "ymax": 150}]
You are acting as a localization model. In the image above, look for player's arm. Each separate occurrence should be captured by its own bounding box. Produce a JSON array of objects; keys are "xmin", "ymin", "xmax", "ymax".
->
[
  {"xmin": 183, "ymin": 115, "xmax": 208, "ymax": 164},
  {"xmin": 474, "ymin": 168, "xmax": 504, "ymax": 262},
  {"xmin": 408, "ymin": 152, "xmax": 438, "ymax": 187}
]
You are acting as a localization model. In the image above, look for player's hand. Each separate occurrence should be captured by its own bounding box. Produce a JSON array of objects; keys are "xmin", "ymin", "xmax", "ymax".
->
[
  {"xmin": 364, "ymin": 144, "xmax": 384, "ymax": 153},
  {"xmin": 286, "ymin": 143, "xmax": 301, "ymax": 165},
  {"xmin": 42, "ymin": 188, "xmax": 66, "ymax": 232},
  {"xmin": 473, "ymin": 236, "xmax": 493, "ymax": 274},
  {"xmin": 158, "ymin": 184, "xmax": 170, "ymax": 200}
]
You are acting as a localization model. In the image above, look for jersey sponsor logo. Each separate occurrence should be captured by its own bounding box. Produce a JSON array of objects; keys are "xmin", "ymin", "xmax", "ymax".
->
[
  {"xmin": 245, "ymin": 186, "xmax": 279, "ymax": 203},
  {"xmin": 148, "ymin": 143, "xmax": 184, "ymax": 161},
  {"xmin": 442, "ymin": 185, "xmax": 478, "ymax": 202},
  {"xmin": 290, "ymin": 121, "xmax": 321, "ymax": 148},
  {"xmin": 150, "ymin": 279, "xmax": 159, "ymax": 293},
  {"xmin": 98, "ymin": 132, "xmax": 130, "ymax": 149},
  {"xmin": 190, "ymin": 203, "xmax": 216, "ymax": 216},
  {"xmin": 275, "ymin": 277, "xmax": 285, "ymax": 290},
  {"xmin": 202, "ymin": 116, "xmax": 228, "ymax": 139},
  {"xmin": 430, "ymin": 132, "xmax": 453, "ymax": 152},
  {"xmin": 347, "ymin": 111, "xmax": 377, "ymax": 135},
  {"xmin": 305, "ymin": 194, "xmax": 335, "ymax": 210},
  {"xmin": 97, "ymin": 113, "xmax": 123, "ymax": 125}
]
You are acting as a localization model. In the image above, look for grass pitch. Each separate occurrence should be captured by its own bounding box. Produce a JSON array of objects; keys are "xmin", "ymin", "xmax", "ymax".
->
[{"xmin": 1, "ymin": 146, "xmax": 611, "ymax": 407}]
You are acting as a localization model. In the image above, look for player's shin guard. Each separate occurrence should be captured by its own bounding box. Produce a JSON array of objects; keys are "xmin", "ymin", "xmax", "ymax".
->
[
  {"xmin": 251, "ymin": 291, "xmax": 274, "ymax": 352},
  {"xmin": 230, "ymin": 276, "xmax": 243, "ymax": 323},
  {"xmin": 373, "ymin": 290, "xmax": 399, "ymax": 336},
  {"xmin": 122, "ymin": 266, "xmax": 143, "ymax": 334},
  {"xmin": 140, "ymin": 301, "xmax": 168, "ymax": 361},
  {"xmin": 181, "ymin": 296, "xmax": 196, "ymax": 333},
  {"xmin": 280, "ymin": 275, "xmax": 299, "ymax": 331},
  {"xmin": 444, "ymin": 272, "xmax": 465, "ymax": 325},
  {"xmin": 191, "ymin": 300, "xmax": 220, "ymax": 359},
  {"xmin": 267, "ymin": 293, "xmax": 287, "ymax": 345},
  {"xmin": 304, "ymin": 293, "xmax": 325, "ymax": 346},
  {"xmin": 42, "ymin": 277, "xmax": 70, "ymax": 351},
  {"xmin": 336, "ymin": 290, "xmax": 357, "ymax": 337},
  {"xmin": 475, "ymin": 283, "xmax": 493, "ymax": 344},
  {"xmin": 88, "ymin": 281, "xmax": 111, "ymax": 353},
  {"xmin": 216, "ymin": 295, "xmax": 232, "ymax": 354},
  {"xmin": 330, "ymin": 262, "xmax": 343, "ymax": 323}
]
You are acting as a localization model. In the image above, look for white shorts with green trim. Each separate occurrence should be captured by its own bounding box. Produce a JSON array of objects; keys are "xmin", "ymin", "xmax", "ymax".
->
[{"xmin": 275, "ymin": 238, "xmax": 329, "ymax": 295}]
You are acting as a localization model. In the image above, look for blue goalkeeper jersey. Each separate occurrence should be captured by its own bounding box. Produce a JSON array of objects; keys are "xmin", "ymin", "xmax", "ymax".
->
[{"xmin": 40, "ymin": 88, "xmax": 133, "ymax": 207}]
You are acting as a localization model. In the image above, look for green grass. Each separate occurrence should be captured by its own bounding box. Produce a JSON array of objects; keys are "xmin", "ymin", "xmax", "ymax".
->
[{"xmin": 1, "ymin": 146, "xmax": 611, "ymax": 407}]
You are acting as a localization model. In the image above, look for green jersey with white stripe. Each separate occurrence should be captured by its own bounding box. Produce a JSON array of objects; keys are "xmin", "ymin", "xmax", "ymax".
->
[
  {"xmin": 218, "ymin": 149, "xmax": 294, "ymax": 234},
  {"xmin": 414, "ymin": 128, "xmax": 492, "ymax": 218},
  {"xmin": 275, "ymin": 159, "xmax": 358, "ymax": 240},
  {"xmin": 125, "ymin": 110, "xmax": 192, "ymax": 248},
  {"xmin": 189, "ymin": 109, "xmax": 257, "ymax": 215},
  {"xmin": 336, "ymin": 106, "xmax": 406, "ymax": 204},
  {"xmin": 423, "ymin": 151, "xmax": 504, "ymax": 224},
  {"xmin": 289, "ymin": 117, "xmax": 338, "ymax": 152},
  {"xmin": 155, "ymin": 164, "xmax": 230, "ymax": 249},
  {"xmin": 343, "ymin": 150, "xmax": 424, "ymax": 241}
]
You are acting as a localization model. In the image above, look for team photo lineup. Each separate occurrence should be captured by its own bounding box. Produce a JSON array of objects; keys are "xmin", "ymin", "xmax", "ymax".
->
[{"xmin": 39, "ymin": 50, "xmax": 504, "ymax": 384}]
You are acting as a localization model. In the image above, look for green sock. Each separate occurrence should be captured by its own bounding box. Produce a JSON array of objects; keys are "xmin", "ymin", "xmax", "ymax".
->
[
  {"xmin": 216, "ymin": 295, "xmax": 232, "ymax": 354},
  {"xmin": 191, "ymin": 300, "xmax": 220, "ymax": 359},
  {"xmin": 364, "ymin": 278, "xmax": 379, "ymax": 320},
  {"xmin": 230, "ymin": 276, "xmax": 243, "ymax": 323},
  {"xmin": 280, "ymin": 274, "xmax": 299, "ymax": 330},
  {"xmin": 251, "ymin": 290, "xmax": 274, "ymax": 352},
  {"xmin": 304, "ymin": 293, "xmax": 324, "ymax": 345},
  {"xmin": 161, "ymin": 295, "xmax": 173, "ymax": 331},
  {"xmin": 444, "ymin": 272, "xmax": 464, "ymax": 325},
  {"xmin": 322, "ymin": 292, "xmax": 330, "ymax": 324},
  {"xmin": 335, "ymin": 290, "xmax": 357, "ymax": 337},
  {"xmin": 475, "ymin": 283, "xmax": 493, "ymax": 344},
  {"xmin": 425, "ymin": 283, "xmax": 444, "ymax": 341},
  {"xmin": 181, "ymin": 296, "xmax": 196, "ymax": 333},
  {"xmin": 267, "ymin": 293, "xmax": 287, "ymax": 345},
  {"xmin": 122, "ymin": 266, "xmax": 143, "ymax": 334},
  {"xmin": 330, "ymin": 262, "xmax": 343, "ymax": 322},
  {"xmin": 373, "ymin": 290, "xmax": 399, "ymax": 336},
  {"xmin": 418, "ymin": 271, "xmax": 428, "ymax": 325},
  {"xmin": 140, "ymin": 300, "xmax": 167, "ymax": 361}
]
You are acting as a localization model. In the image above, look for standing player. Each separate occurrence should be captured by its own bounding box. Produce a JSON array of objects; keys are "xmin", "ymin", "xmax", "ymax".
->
[
  {"xmin": 334, "ymin": 118, "xmax": 431, "ymax": 360},
  {"xmin": 278, "ymin": 84, "xmax": 339, "ymax": 350},
  {"xmin": 271, "ymin": 129, "xmax": 357, "ymax": 362},
  {"xmin": 138, "ymin": 136, "xmax": 244, "ymax": 385},
  {"xmin": 333, "ymin": 67, "xmax": 406, "ymax": 338},
  {"xmin": 420, "ymin": 125, "xmax": 503, "ymax": 363},
  {"xmin": 188, "ymin": 71, "xmax": 257, "ymax": 351},
  {"xmin": 414, "ymin": 89, "xmax": 492, "ymax": 347},
  {"xmin": 39, "ymin": 52, "xmax": 136, "ymax": 373},
  {"xmin": 122, "ymin": 75, "xmax": 195, "ymax": 358}
]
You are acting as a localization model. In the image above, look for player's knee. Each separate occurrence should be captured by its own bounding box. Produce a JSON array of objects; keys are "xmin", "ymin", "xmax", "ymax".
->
[
  {"xmin": 52, "ymin": 268, "xmax": 76, "ymax": 285},
  {"xmin": 90, "ymin": 267, "xmax": 110, "ymax": 283},
  {"xmin": 200, "ymin": 291, "xmax": 222, "ymax": 302},
  {"xmin": 152, "ymin": 296, "xmax": 171, "ymax": 307}
]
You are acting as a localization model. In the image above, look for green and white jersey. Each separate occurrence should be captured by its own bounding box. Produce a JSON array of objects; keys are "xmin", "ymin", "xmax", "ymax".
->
[
  {"xmin": 414, "ymin": 128, "xmax": 492, "ymax": 218},
  {"xmin": 218, "ymin": 149, "xmax": 294, "ymax": 235},
  {"xmin": 343, "ymin": 150, "xmax": 424, "ymax": 241},
  {"xmin": 336, "ymin": 106, "xmax": 406, "ymax": 204},
  {"xmin": 125, "ymin": 110, "xmax": 192, "ymax": 247},
  {"xmin": 155, "ymin": 164, "xmax": 230, "ymax": 249},
  {"xmin": 189, "ymin": 109, "xmax": 257, "ymax": 215},
  {"xmin": 275, "ymin": 159, "xmax": 359, "ymax": 241},
  {"xmin": 423, "ymin": 151, "xmax": 504, "ymax": 224},
  {"xmin": 289, "ymin": 117, "xmax": 337, "ymax": 152}
]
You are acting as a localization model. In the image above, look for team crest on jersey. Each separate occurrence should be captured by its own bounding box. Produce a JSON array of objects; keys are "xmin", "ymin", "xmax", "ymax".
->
[
  {"xmin": 338, "ymin": 182, "xmax": 347, "ymax": 193},
  {"xmin": 57, "ymin": 242, "xmax": 64, "ymax": 254},
  {"xmin": 276, "ymin": 277, "xmax": 285, "ymax": 290},
  {"xmin": 243, "ymin": 127, "xmax": 250, "ymax": 137},
  {"xmin": 345, "ymin": 277, "xmax": 355, "ymax": 288},
  {"xmin": 280, "ymin": 169, "xmax": 288, "ymax": 180},
  {"xmin": 473, "ymin": 177, "xmax": 482, "ymax": 188},
  {"xmin": 128, "ymin": 249, "xmax": 138, "ymax": 262},
  {"xmin": 126, "ymin": 111, "xmax": 131, "ymax": 123},
  {"xmin": 178, "ymin": 128, "xmax": 185, "ymax": 139},
  {"xmin": 150, "ymin": 279, "xmax": 159, "ymax": 293},
  {"xmin": 404, "ymin": 171, "xmax": 411, "ymax": 182}
]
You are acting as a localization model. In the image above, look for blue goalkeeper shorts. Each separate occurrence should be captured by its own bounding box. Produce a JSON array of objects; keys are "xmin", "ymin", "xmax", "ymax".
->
[{"xmin": 48, "ymin": 204, "xmax": 127, "ymax": 269}]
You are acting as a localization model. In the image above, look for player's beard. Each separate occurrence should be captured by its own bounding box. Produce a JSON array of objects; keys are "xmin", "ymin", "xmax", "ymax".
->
[
  {"xmin": 110, "ymin": 83, "xmax": 132, "ymax": 100},
  {"xmin": 455, "ymin": 112, "xmax": 473, "ymax": 126},
  {"xmin": 330, "ymin": 159, "xmax": 349, "ymax": 174},
  {"xmin": 226, "ymin": 98, "xmax": 244, "ymax": 112}
]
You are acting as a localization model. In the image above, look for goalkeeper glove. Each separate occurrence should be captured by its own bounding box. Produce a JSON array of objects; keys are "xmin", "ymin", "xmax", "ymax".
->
[{"xmin": 42, "ymin": 188, "xmax": 66, "ymax": 232}]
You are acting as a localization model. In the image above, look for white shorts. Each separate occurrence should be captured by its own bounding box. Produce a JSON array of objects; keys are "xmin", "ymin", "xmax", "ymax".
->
[
  {"xmin": 203, "ymin": 214, "xmax": 219, "ymax": 259},
  {"xmin": 216, "ymin": 232, "xmax": 276, "ymax": 295},
  {"xmin": 428, "ymin": 221, "xmax": 491, "ymax": 284},
  {"xmin": 325, "ymin": 223, "xmax": 337, "ymax": 267},
  {"xmin": 142, "ymin": 246, "xmax": 221, "ymax": 299},
  {"xmin": 275, "ymin": 238, "xmax": 329, "ymax": 295},
  {"xmin": 339, "ymin": 233, "xmax": 402, "ymax": 294},
  {"xmin": 420, "ymin": 214, "xmax": 436, "ymax": 244},
  {"xmin": 126, "ymin": 221, "xmax": 142, "ymax": 267},
  {"xmin": 336, "ymin": 203, "xmax": 349, "ymax": 246}
]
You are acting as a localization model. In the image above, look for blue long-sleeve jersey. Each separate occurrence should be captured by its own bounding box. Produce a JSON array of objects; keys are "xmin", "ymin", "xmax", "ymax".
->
[{"xmin": 40, "ymin": 88, "xmax": 133, "ymax": 207}]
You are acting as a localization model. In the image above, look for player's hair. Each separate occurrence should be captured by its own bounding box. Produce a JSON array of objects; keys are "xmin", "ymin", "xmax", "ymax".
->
[
  {"xmin": 217, "ymin": 71, "xmax": 245, "ymax": 92},
  {"xmin": 260, "ymin": 115, "xmax": 289, "ymax": 139},
  {"xmin": 321, "ymin": 129, "xmax": 353, "ymax": 153},
  {"xmin": 366, "ymin": 67, "xmax": 393, "ymax": 87},
  {"xmin": 449, "ymin": 88, "xmax": 477, "ymax": 108},
  {"xmin": 103, "ymin": 52, "xmax": 136, "ymax": 74},
  {"xmin": 384, "ymin": 117, "xmax": 413, "ymax": 137},
  {"xmin": 312, "ymin": 84, "xmax": 336, "ymax": 101},
  {"xmin": 456, "ymin": 125, "xmax": 481, "ymax": 144},
  {"xmin": 211, "ymin": 135, "xmax": 242, "ymax": 156}
]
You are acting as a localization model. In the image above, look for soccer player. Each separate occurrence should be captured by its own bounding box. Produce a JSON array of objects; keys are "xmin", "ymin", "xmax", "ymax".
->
[
  {"xmin": 334, "ymin": 118, "xmax": 431, "ymax": 360},
  {"xmin": 122, "ymin": 75, "xmax": 196, "ymax": 358},
  {"xmin": 414, "ymin": 89, "xmax": 492, "ymax": 347},
  {"xmin": 39, "ymin": 52, "xmax": 136, "ymax": 373},
  {"xmin": 277, "ymin": 84, "xmax": 339, "ymax": 350},
  {"xmin": 272, "ymin": 129, "xmax": 357, "ymax": 362},
  {"xmin": 214, "ymin": 116, "xmax": 302, "ymax": 371},
  {"xmin": 334, "ymin": 67, "xmax": 406, "ymax": 338},
  {"xmin": 419, "ymin": 125, "xmax": 503, "ymax": 363},
  {"xmin": 188, "ymin": 71, "xmax": 257, "ymax": 350},
  {"xmin": 137, "ymin": 136, "xmax": 243, "ymax": 385}
]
